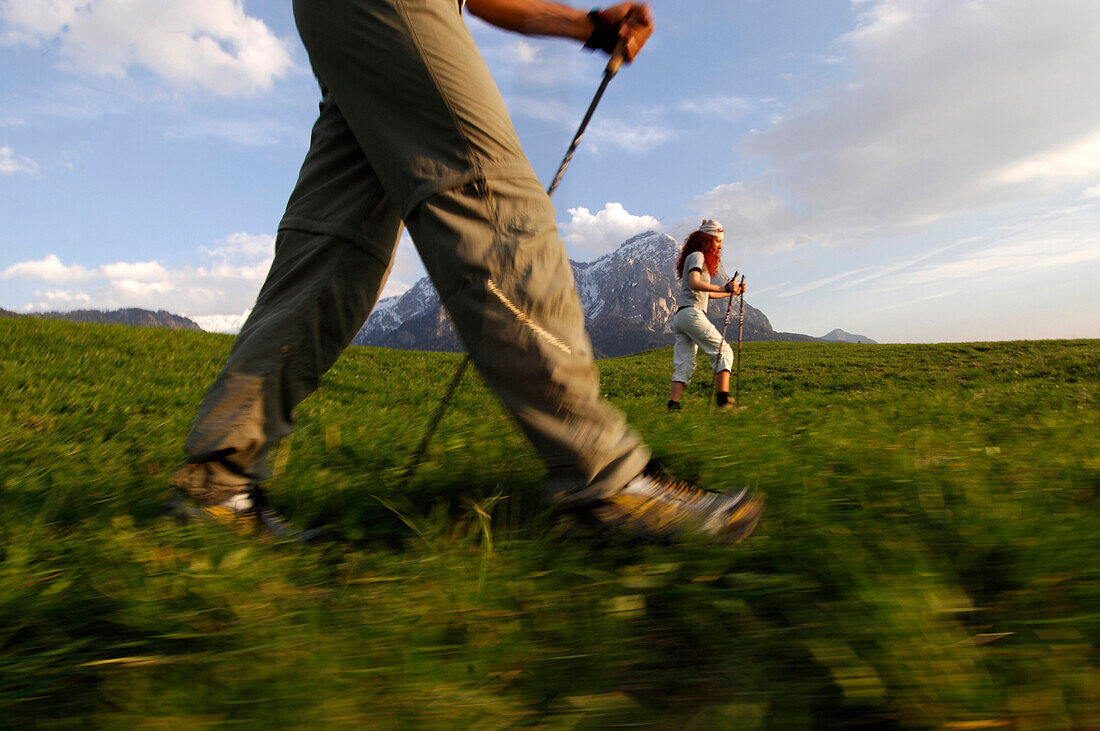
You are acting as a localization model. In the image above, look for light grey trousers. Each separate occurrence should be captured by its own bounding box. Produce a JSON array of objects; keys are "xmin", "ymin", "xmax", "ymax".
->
[
  {"xmin": 670, "ymin": 306, "xmax": 734, "ymax": 385},
  {"xmin": 172, "ymin": 0, "xmax": 649, "ymax": 509}
]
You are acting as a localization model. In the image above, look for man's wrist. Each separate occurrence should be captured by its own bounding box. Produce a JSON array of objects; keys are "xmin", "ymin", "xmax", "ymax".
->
[
  {"xmin": 584, "ymin": 8, "xmax": 619, "ymax": 53},
  {"xmin": 571, "ymin": 7, "xmax": 595, "ymax": 41}
]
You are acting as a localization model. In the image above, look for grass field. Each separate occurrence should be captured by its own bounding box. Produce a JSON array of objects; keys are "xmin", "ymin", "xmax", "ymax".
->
[{"xmin": 1, "ymin": 316, "xmax": 1097, "ymax": 728}]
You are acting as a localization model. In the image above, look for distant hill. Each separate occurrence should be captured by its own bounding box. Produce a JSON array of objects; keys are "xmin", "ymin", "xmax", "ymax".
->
[
  {"xmin": 353, "ymin": 231, "xmax": 869, "ymax": 357},
  {"xmin": 821, "ymin": 328, "xmax": 877, "ymax": 344},
  {"xmin": 0, "ymin": 307, "xmax": 201, "ymax": 331}
]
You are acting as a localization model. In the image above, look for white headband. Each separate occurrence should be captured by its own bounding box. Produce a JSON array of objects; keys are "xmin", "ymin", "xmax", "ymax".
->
[{"xmin": 699, "ymin": 218, "xmax": 724, "ymax": 239}]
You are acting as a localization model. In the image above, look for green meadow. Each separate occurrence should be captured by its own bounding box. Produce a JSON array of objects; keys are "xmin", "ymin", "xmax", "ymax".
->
[{"xmin": 1, "ymin": 316, "xmax": 1097, "ymax": 728}]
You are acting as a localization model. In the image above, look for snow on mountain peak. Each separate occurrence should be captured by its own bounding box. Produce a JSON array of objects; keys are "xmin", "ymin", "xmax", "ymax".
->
[{"xmin": 191, "ymin": 310, "xmax": 252, "ymax": 334}]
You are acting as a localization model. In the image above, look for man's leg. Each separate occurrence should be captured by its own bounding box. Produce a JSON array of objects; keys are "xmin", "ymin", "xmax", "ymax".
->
[
  {"xmin": 406, "ymin": 177, "xmax": 650, "ymax": 508},
  {"xmin": 293, "ymin": 0, "xmax": 649, "ymax": 510},
  {"xmin": 173, "ymin": 90, "xmax": 403, "ymax": 505},
  {"xmin": 289, "ymin": 0, "xmax": 761, "ymax": 543}
]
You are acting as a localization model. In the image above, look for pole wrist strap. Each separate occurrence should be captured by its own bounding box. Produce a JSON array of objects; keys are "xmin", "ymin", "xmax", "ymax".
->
[{"xmin": 584, "ymin": 9, "xmax": 619, "ymax": 54}]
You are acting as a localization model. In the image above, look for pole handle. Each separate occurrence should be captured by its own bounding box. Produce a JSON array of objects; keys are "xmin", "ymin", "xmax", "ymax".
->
[{"xmin": 604, "ymin": 43, "xmax": 625, "ymax": 75}]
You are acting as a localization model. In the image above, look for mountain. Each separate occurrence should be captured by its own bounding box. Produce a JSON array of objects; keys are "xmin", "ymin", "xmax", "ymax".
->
[
  {"xmin": 821, "ymin": 328, "xmax": 877, "ymax": 344},
  {"xmin": 0, "ymin": 236, "xmax": 872, "ymax": 351},
  {"xmin": 353, "ymin": 231, "xmax": 845, "ymax": 357},
  {"xmin": 0, "ymin": 307, "xmax": 201, "ymax": 331},
  {"xmin": 571, "ymin": 231, "xmax": 786, "ymax": 356},
  {"xmin": 190, "ymin": 311, "xmax": 252, "ymax": 334}
]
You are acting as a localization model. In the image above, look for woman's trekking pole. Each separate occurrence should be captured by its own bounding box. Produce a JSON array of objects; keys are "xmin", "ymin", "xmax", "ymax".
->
[
  {"xmin": 710, "ymin": 271, "xmax": 738, "ymax": 409},
  {"xmin": 735, "ymin": 274, "xmax": 745, "ymax": 408},
  {"xmin": 400, "ymin": 47, "xmax": 627, "ymax": 490}
]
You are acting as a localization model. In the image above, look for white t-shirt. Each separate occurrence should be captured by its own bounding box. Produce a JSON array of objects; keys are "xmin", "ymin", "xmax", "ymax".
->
[{"xmin": 677, "ymin": 251, "xmax": 710, "ymax": 311}]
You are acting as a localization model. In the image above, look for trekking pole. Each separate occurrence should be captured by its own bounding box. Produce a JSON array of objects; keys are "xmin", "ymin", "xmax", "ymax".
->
[
  {"xmin": 547, "ymin": 47, "xmax": 625, "ymax": 197},
  {"xmin": 400, "ymin": 46, "xmax": 627, "ymax": 490},
  {"xmin": 709, "ymin": 270, "xmax": 737, "ymax": 409},
  {"xmin": 735, "ymin": 274, "xmax": 745, "ymax": 407}
]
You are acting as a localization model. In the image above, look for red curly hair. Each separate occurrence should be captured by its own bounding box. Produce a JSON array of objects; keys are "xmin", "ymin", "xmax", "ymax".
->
[{"xmin": 675, "ymin": 231, "xmax": 722, "ymax": 279}]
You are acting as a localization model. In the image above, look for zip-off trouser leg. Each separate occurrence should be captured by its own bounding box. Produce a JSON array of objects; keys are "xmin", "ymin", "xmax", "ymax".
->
[
  {"xmin": 670, "ymin": 307, "xmax": 733, "ymax": 385},
  {"xmin": 173, "ymin": 0, "xmax": 649, "ymax": 509}
]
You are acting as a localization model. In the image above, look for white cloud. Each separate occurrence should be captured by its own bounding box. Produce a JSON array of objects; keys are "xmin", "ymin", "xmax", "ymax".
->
[
  {"xmin": 830, "ymin": 240, "xmax": 971, "ymax": 292},
  {"xmin": 162, "ymin": 116, "xmax": 298, "ymax": 146},
  {"xmin": 380, "ymin": 279, "xmax": 411, "ymax": 300},
  {"xmin": 3, "ymin": 231, "xmax": 276, "ymax": 315},
  {"xmin": 100, "ymin": 261, "xmax": 169, "ymax": 280},
  {"xmin": 0, "ymin": 145, "xmax": 38, "ymax": 175},
  {"xmin": 0, "ymin": 0, "xmax": 296, "ymax": 97},
  {"xmin": 559, "ymin": 202, "xmax": 661, "ymax": 259},
  {"xmin": 694, "ymin": 0, "xmax": 1100, "ymax": 251},
  {"xmin": 201, "ymin": 232, "xmax": 275, "ymax": 260},
  {"xmin": 470, "ymin": 22, "xmax": 583, "ymax": 86},
  {"xmin": 508, "ymin": 96, "xmax": 573, "ymax": 126},
  {"xmin": 992, "ymin": 128, "xmax": 1100, "ymax": 188},
  {"xmin": 515, "ymin": 40, "xmax": 539, "ymax": 65},
  {"xmin": 588, "ymin": 117, "xmax": 674, "ymax": 154},
  {"xmin": 114, "ymin": 278, "xmax": 173, "ymax": 295},
  {"xmin": 382, "ymin": 234, "xmax": 424, "ymax": 299},
  {"xmin": 676, "ymin": 95, "xmax": 754, "ymax": 119},
  {"xmin": 845, "ymin": 205, "xmax": 1100, "ymax": 296},
  {"xmin": 508, "ymin": 101, "xmax": 673, "ymax": 155},
  {"xmin": 779, "ymin": 266, "xmax": 875, "ymax": 297},
  {"xmin": 508, "ymin": 96, "xmax": 675, "ymax": 157},
  {"xmin": 0, "ymin": 229, "xmax": 426, "ymax": 319},
  {"xmin": 897, "ymin": 235, "xmax": 1100, "ymax": 286},
  {"xmin": 688, "ymin": 181, "xmax": 805, "ymax": 251},
  {"xmin": 2, "ymin": 254, "xmax": 89, "ymax": 282},
  {"xmin": 32, "ymin": 289, "xmax": 92, "ymax": 309}
]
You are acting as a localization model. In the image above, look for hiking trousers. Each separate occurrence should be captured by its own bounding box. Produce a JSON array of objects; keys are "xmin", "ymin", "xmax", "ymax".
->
[
  {"xmin": 173, "ymin": 0, "xmax": 649, "ymax": 509},
  {"xmin": 670, "ymin": 306, "xmax": 734, "ymax": 385}
]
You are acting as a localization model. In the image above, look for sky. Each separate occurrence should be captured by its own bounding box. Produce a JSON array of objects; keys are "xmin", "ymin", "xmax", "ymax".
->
[{"xmin": 1, "ymin": 0, "xmax": 1098, "ymax": 343}]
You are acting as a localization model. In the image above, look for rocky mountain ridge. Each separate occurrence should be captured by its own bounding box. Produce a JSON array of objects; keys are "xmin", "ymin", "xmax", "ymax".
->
[
  {"xmin": 353, "ymin": 231, "xmax": 860, "ymax": 357},
  {"xmin": 2, "ymin": 233, "xmax": 876, "ymax": 351}
]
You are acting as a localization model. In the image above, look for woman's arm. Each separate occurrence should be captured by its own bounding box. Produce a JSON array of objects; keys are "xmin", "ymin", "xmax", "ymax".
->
[
  {"xmin": 688, "ymin": 270, "xmax": 747, "ymax": 299},
  {"xmin": 464, "ymin": 0, "xmax": 653, "ymax": 61},
  {"xmin": 687, "ymin": 270, "xmax": 731, "ymax": 299}
]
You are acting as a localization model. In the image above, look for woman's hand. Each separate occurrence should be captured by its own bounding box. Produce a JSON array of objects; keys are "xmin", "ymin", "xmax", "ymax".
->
[{"xmin": 689, "ymin": 270, "xmax": 735, "ymax": 298}]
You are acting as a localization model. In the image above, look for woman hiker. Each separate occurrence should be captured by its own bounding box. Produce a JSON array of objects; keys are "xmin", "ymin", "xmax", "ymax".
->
[
  {"xmin": 169, "ymin": 1, "xmax": 762, "ymax": 544},
  {"xmin": 667, "ymin": 219, "xmax": 746, "ymax": 411}
]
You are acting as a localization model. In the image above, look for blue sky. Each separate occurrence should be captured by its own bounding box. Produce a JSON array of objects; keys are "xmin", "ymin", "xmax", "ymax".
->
[{"xmin": 2, "ymin": 0, "xmax": 1098, "ymax": 342}]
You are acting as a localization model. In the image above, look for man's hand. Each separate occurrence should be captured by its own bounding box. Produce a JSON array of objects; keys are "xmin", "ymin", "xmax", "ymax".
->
[
  {"xmin": 465, "ymin": 1, "xmax": 653, "ymax": 62},
  {"xmin": 597, "ymin": 3, "xmax": 653, "ymax": 62}
]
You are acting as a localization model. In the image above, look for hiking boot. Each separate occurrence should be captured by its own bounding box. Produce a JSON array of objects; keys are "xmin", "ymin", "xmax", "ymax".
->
[
  {"xmin": 588, "ymin": 466, "xmax": 763, "ymax": 544},
  {"xmin": 667, "ymin": 400, "xmax": 682, "ymax": 412},
  {"xmin": 167, "ymin": 484, "xmax": 306, "ymax": 541}
]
